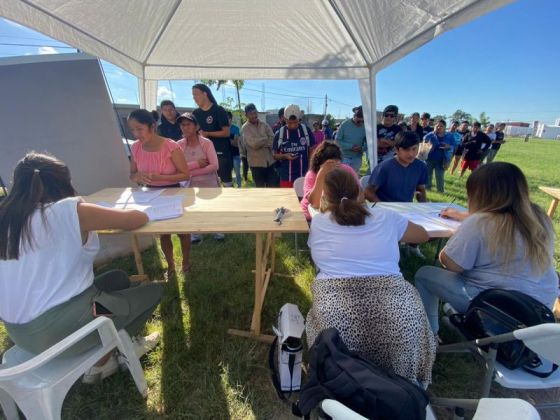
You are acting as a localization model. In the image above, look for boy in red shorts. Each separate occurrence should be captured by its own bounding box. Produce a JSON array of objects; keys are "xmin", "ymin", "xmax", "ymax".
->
[{"xmin": 460, "ymin": 121, "xmax": 491, "ymax": 176}]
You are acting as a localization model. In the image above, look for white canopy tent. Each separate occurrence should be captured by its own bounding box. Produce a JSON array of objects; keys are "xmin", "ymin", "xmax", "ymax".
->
[{"xmin": 1, "ymin": 0, "xmax": 512, "ymax": 165}]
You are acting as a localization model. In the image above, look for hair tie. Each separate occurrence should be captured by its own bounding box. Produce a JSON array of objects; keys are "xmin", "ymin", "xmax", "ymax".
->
[{"xmin": 340, "ymin": 197, "xmax": 348, "ymax": 203}]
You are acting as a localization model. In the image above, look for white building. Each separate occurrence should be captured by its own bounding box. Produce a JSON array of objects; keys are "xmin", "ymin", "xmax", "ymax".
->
[{"xmin": 535, "ymin": 122, "xmax": 560, "ymax": 140}]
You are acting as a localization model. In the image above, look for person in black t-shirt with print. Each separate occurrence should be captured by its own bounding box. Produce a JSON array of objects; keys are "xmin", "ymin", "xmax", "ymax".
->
[
  {"xmin": 460, "ymin": 121, "xmax": 491, "ymax": 177},
  {"xmin": 420, "ymin": 112, "xmax": 433, "ymax": 138},
  {"xmin": 407, "ymin": 112, "xmax": 424, "ymax": 139},
  {"xmin": 273, "ymin": 104, "xmax": 315, "ymax": 188},
  {"xmin": 192, "ymin": 83, "xmax": 232, "ymax": 186},
  {"xmin": 376, "ymin": 104, "xmax": 402, "ymax": 164}
]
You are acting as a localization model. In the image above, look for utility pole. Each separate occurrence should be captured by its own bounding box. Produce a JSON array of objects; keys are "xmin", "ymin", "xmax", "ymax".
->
[
  {"xmin": 323, "ymin": 94, "xmax": 328, "ymax": 118},
  {"xmin": 261, "ymin": 83, "xmax": 265, "ymax": 110}
]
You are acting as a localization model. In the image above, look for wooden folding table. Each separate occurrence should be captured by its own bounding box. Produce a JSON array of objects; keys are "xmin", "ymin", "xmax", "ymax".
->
[{"xmin": 84, "ymin": 187, "xmax": 309, "ymax": 343}]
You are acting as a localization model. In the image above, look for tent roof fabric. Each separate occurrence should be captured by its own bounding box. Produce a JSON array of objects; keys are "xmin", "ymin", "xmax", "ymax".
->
[{"xmin": 1, "ymin": 0, "xmax": 512, "ymax": 81}]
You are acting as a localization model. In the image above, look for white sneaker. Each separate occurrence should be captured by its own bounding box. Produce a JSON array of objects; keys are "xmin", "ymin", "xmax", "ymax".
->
[
  {"xmin": 191, "ymin": 234, "xmax": 202, "ymax": 244},
  {"xmin": 82, "ymin": 353, "xmax": 120, "ymax": 384},
  {"xmin": 131, "ymin": 331, "xmax": 161, "ymax": 358},
  {"xmin": 213, "ymin": 233, "xmax": 225, "ymax": 241}
]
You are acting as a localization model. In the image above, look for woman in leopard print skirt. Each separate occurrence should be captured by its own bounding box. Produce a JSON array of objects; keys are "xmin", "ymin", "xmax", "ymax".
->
[{"xmin": 306, "ymin": 168, "xmax": 437, "ymax": 384}]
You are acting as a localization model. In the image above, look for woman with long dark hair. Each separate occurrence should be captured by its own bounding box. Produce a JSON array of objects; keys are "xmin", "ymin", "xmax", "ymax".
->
[
  {"xmin": 0, "ymin": 152, "xmax": 163, "ymax": 383},
  {"xmin": 192, "ymin": 83, "xmax": 232, "ymax": 188},
  {"xmin": 301, "ymin": 141, "xmax": 359, "ymax": 221},
  {"xmin": 415, "ymin": 162, "xmax": 557, "ymax": 334},
  {"xmin": 306, "ymin": 169, "xmax": 436, "ymax": 384},
  {"xmin": 128, "ymin": 108, "xmax": 191, "ymax": 274}
]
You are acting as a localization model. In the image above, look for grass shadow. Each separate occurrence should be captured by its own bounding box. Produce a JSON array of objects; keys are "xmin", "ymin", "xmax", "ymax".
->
[{"xmin": 181, "ymin": 233, "xmax": 313, "ymax": 418}]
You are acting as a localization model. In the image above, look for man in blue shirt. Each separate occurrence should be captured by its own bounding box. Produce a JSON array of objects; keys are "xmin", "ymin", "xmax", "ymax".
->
[
  {"xmin": 365, "ymin": 131, "xmax": 427, "ymax": 203},
  {"xmin": 423, "ymin": 119, "xmax": 453, "ymax": 193}
]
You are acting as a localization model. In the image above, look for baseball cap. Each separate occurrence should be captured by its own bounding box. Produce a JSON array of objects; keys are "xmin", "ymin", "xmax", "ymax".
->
[
  {"xmin": 176, "ymin": 112, "xmax": 198, "ymax": 124},
  {"xmin": 383, "ymin": 105, "xmax": 399, "ymax": 115},
  {"xmin": 322, "ymin": 119, "xmax": 329, "ymax": 125},
  {"xmin": 284, "ymin": 104, "xmax": 301, "ymax": 120},
  {"xmin": 352, "ymin": 106, "xmax": 363, "ymax": 118}
]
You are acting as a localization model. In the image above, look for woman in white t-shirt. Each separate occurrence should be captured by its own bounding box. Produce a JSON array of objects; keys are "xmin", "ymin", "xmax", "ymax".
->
[
  {"xmin": 306, "ymin": 168, "xmax": 436, "ymax": 384},
  {"xmin": 0, "ymin": 152, "xmax": 163, "ymax": 384}
]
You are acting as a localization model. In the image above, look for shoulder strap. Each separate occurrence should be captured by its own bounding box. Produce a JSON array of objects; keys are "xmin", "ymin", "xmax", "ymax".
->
[
  {"xmin": 278, "ymin": 125, "xmax": 286, "ymax": 149},
  {"xmin": 300, "ymin": 124, "xmax": 310, "ymax": 146}
]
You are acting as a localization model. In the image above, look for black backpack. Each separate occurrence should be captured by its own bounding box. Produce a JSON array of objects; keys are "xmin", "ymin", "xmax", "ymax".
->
[
  {"xmin": 296, "ymin": 328, "xmax": 429, "ymax": 420},
  {"xmin": 450, "ymin": 288, "xmax": 557, "ymax": 377}
]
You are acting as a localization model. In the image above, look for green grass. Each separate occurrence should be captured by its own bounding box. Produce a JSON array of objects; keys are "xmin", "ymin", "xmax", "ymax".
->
[{"xmin": 0, "ymin": 137, "xmax": 558, "ymax": 419}]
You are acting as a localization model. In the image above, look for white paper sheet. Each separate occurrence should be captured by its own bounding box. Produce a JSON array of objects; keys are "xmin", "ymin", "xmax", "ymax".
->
[
  {"xmin": 116, "ymin": 188, "xmax": 165, "ymax": 204},
  {"xmin": 96, "ymin": 196, "xmax": 184, "ymax": 221}
]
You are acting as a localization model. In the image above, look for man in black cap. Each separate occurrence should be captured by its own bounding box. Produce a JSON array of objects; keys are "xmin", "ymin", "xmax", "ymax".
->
[{"xmin": 376, "ymin": 104, "xmax": 402, "ymax": 164}]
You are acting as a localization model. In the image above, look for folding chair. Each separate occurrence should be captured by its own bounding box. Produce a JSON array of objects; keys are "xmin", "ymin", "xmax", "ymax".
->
[
  {"xmin": 0, "ymin": 317, "xmax": 147, "ymax": 420},
  {"xmin": 320, "ymin": 398, "xmax": 540, "ymax": 420},
  {"xmin": 437, "ymin": 319, "xmax": 560, "ymax": 411}
]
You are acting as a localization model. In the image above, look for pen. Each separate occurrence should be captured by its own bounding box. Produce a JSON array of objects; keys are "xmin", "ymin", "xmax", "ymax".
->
[
  {"xmin": 370, "ymin": 202, "xmax": 377, "ymax": 209},
  {"xmin": 440, "ymin": 198, "xmax": 456, "ymax": 217}
]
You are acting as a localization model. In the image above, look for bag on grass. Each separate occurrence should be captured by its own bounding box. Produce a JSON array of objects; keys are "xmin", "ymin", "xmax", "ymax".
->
[
  {"xmin": 450, "ymin": 288, "xmax": 557, "ymax": 377},
  {"xmin": 269, "ymin": 303, "xmax": 305, "ymax": 398},
  {"xmin": 295, "ymin": 328, "xmax": 429, "ymax": 420}
]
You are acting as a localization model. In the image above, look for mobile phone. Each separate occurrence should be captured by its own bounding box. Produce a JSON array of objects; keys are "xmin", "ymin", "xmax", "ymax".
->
[{"xmin": 93, "ymin": 301, "xmax": 114, "ymax": 317}]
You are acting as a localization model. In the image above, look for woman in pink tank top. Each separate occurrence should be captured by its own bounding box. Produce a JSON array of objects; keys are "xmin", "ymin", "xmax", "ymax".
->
[{"xmin": 128, "ymin": 109, "xmax": 191, "ymax": 275}]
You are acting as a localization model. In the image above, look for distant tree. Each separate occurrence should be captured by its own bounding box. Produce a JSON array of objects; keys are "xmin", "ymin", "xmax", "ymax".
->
[
  {"xmin": 324, "ymin": 113, "xmax": 336, "ymax": 129},
  {"xmin": 200, "ymin": 79, "xmax": 245, "ymax": 118},
  {"xmin": 219, "ymin": 97, "xmax": 247, "ymax": 124},
  {"xmin": 479, "ymin": 112, "xmax": 491, "ymax": 126},
  {"xmin": 451, "ymin": 109, "xmax": 473, "ymax": 123},
  {"xmin": 432, "ymin": 114, "xmax": 447, "ymax": 123}
]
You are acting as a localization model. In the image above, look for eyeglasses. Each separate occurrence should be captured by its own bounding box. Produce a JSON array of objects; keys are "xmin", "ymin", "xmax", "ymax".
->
[{"xmin": 384, "ymin": 113, "xmax": 395, "ymax": 118}]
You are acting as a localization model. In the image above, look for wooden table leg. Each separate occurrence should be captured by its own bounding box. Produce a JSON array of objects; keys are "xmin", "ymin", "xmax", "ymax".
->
[
  {"xmin": 228, "ymin": 232, "xmax": 275, "ymax": 343},
  {"xmin": 547, "ymin": 199, "xmax": 559, "ymax": 218},
  {"xmin": 129, "ymin": 234, "xmax": 148, "ymax": 282}
]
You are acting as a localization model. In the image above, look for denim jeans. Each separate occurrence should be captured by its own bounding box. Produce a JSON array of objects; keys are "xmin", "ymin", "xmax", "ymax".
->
[
  {"xmin": 232, "ymin": 155, "xmax": 242, "ymax": 187},
  {"xmin": 414, "ymin": 266, "xmax": 484, "ymax": 333},
  {"xmin": 426, "ymin": 159, "xmax": 445, "ymax": 193},
  {"xmin": 342, "ymin": 155, "xmax": 362, "ymax": 175}
]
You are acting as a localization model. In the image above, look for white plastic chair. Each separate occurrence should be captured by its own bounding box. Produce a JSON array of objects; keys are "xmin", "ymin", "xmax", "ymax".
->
[
  {"xmin": 320, "ymin": 398, "xmax": 540, "ymax": 420},
  {"xmin": 438, "ymin": 321, "xmax": 560, "ymax": 410},
  {"xmin": 0, "ymin": 317, "xmax": 147, "ymax": 420},
  {"xmin": 292, "ymin": 177, "xmax": 306, "ymax": 255},
  {"xmin": 359, "ymin": 175, "xmax": 370, "ymax": 190}
]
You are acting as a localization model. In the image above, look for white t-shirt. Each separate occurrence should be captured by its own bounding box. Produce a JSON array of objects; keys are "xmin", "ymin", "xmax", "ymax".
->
[
  {"xmin": 0, "ymin": 197, "xmax": 99, "ymax": 323},
  {"xmin": 308, "ymin": 208, "xmax": 409, "ymax": 279}
]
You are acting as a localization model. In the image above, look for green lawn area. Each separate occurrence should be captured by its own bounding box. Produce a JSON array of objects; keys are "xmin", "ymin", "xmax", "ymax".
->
[{"xmin": 0, "ymin": 137, "xmax": 558, "ymax": 419}]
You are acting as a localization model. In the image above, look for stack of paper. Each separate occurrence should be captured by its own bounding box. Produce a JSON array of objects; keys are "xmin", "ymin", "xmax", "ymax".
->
[{"xmin": 97, "ymin": 189, "xmax": 184, "ymax": 221}]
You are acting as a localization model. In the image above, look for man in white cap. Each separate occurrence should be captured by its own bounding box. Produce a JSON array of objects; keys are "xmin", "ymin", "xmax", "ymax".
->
[
  {"xmin": 322, "ymin": 119, "xmax": 333, "ymax": 140},
  {"xmin": 272, "ymin": 104, "xmax": 315, "ymax": 188}
]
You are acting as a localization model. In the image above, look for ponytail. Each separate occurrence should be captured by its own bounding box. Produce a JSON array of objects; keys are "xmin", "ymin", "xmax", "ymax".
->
[{"xmin": 321, "ymin": 169, "xmax": 369, "ymax": 226}]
